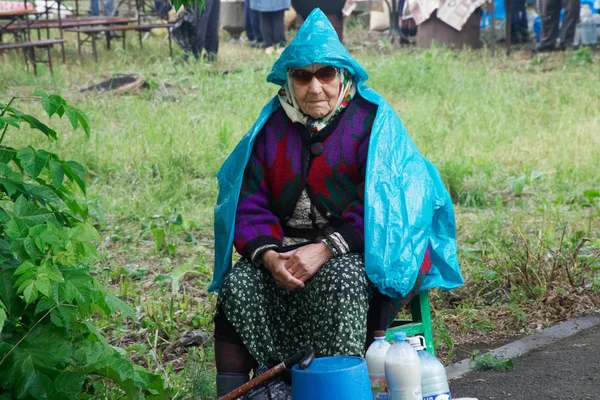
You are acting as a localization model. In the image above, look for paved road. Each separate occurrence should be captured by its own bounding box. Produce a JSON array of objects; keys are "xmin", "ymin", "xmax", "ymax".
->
[{"xmin": 449, "ymin": 323, "xmax": 600, "ymax": 399}]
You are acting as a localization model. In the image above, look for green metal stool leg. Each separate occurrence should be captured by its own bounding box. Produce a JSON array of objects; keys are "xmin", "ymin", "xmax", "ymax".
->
[{"xmin": 385, "ymin": 290, "xmax": 435, "ymax": 355}]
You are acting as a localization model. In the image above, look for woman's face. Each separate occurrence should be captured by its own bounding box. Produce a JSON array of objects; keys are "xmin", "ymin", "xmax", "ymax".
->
[{"xmin": 291, "ymin": 64, "xmax": 341, "ymax": 119}]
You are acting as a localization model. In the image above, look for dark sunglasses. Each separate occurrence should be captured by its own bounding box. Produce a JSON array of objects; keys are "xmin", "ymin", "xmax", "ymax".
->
[{"xmin": 290, "ymin": 66, "xmax": 338, "ymax": 84}]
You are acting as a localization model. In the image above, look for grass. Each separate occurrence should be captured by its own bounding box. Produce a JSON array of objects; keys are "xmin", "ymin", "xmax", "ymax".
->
[{"xmin": 1, "ymin": 26, "xmax": 599, "ymax": 397}]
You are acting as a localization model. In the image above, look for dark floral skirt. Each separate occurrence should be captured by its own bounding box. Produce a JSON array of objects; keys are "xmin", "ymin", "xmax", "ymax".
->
[{"xmin": 217, "ymin": 253, "xmax": 376, "ymax": 364}]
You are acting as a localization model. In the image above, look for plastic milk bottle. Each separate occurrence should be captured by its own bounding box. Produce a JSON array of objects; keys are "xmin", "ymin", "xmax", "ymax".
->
[
  {"xmin": 385, "ymin": 332, "xmax": 422, "ymax": 400},
  {"xmin": 366, "ymin": 330, "xmax": 391, "ymax": 399},
  {"xmin": 407, "ymin": 336, "xmax": 452, "ymax": 400}
]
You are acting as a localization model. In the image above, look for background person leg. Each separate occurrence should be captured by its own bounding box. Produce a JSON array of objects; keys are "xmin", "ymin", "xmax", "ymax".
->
[
  {"xmin": 538, "ymin": 0, "xmax": 561, "ymax": 49},
  {"xmin": 204, "ymin": 0, "xmax": 220, "ymax": 60},
  {"xmin": 191, "ymin": 0, "xmax": 212, "ymax": 59},
  {"xmin": 260, "ymin": 11, "xmax": 275, "ymax": 48},
  {"xmin": 559, "ymin": 0, "xmax": 581, "ymax": 47}
]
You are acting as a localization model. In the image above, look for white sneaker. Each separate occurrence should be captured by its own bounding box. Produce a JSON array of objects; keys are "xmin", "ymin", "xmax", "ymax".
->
[{"xmin": 264, "ymin": 46, "xmax": 274, "ymax": 55}]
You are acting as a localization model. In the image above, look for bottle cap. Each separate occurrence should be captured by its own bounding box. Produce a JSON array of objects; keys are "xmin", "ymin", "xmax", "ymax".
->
[
  {"xmin": 374, "ymin": 330, "xmax": 386, "ymax": 338},
  {"xmin": 393, "ymin": 332, "xmax": 407, "ymax": 341}
]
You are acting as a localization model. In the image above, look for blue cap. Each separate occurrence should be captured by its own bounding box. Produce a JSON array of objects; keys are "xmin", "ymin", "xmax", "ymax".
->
[{"xmin": 394, "ymin": 332, "xmax": 407, "ymax": 341}]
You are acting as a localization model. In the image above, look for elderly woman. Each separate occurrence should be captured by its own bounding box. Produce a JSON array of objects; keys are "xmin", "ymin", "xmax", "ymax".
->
[{"xmin": 209, "ymin": 10, "xmax": 463, "ymax": 396}]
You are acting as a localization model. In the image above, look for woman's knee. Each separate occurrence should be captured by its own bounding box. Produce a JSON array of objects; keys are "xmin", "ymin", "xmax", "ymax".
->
[
  {"xmin": 219, "ymin": 260, "xmax": 265, "ymax": 305},
  {"xmin": 309, "ymin": 253, "xmax": 370, "ymax": 293}
]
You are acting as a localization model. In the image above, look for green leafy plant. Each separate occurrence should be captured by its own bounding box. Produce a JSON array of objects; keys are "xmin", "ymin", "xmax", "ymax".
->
[
  {"xmin": 569, "ymin": 46, "xmax": 593, "ymax": 66},
  {"xmin": 470, "ymin": 351, "xmax": 515, "ymax": 371},
  {"xmin": 0, "ymin": 93, "xmax": 168, "ymax": 399},
  {"xmin": 140, "ymin": 212, "xmax": 193, "ymax": 255}
]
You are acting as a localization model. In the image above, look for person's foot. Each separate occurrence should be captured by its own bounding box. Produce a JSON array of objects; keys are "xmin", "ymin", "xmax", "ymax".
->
[
  {"xmin": 264, "ymin": 46, "xmax": 274, "ymax": 55},
  {"xmin": 531, "ymin": 43, "xmax": 556, "ymax": 53},
  {"xmin": 206, "ymin": 52, "xmax": 217, "ymax": 62}
]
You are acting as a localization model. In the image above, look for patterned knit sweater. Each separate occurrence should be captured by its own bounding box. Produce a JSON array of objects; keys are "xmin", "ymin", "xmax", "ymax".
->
[{"xmin": 234, "ymin": 95, "xmax": 378, "ymax": 260}]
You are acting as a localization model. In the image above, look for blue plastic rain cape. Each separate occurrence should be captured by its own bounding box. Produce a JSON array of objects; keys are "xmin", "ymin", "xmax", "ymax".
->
[{"xmin": 209, "ymin": 9, "xmax": 463, "ymax": 299}]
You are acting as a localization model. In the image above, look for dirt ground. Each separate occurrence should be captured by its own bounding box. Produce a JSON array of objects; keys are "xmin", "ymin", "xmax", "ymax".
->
[{"xmin": 449, "ymin": 323, "xmax": 600, "ymax": 399}]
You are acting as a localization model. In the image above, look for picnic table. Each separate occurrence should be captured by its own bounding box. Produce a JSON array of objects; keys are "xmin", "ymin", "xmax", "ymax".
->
[
  {"xmin": 65, "ymin": 22, "xmax": 173, "ymax": 61},
  {"xmin": 0, "ymin": 8, "xmax": 37, "ymax": 38}
]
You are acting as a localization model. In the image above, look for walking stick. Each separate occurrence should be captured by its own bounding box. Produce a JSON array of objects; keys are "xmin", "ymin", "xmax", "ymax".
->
[{"xmin": 220, "ymin": 346, "xmax": 315, "ymax": 400}]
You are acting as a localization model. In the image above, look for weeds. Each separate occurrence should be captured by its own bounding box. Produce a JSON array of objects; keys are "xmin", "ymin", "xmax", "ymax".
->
[
  {"xmin": 570, "ymin": 46, "xmax": 593, "ymax": 65},
  {"xmin": 470, "ymin": 351, "xmax": 515, "ymax": 371}
]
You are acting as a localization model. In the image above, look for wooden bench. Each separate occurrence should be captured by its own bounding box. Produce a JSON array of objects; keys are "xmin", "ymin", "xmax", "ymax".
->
[
  {"xmin": 0, "ymin": 38, "xmax": 66, "ymax": 75},
  {"xmin": 65, "ymin": 23, "xmax": 173, "ymax": 61}
]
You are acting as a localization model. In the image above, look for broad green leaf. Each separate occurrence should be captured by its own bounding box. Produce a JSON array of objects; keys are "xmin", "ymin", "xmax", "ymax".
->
[
  {"xmin": 29, "ymin": 372, "xmax": 54, "ymax": 400},
  {"xmin": 73, "ymin": 222, "xmax": 100, "ymax": 243},
  {"xmin": 10, "ymin": 238, "xmax": 30, "ymax": 262},
  {"xmin": 0, "ymin": 267, "xmax": 19, "ymax": 315},
  {"xmin": 23, "ymin": 281, "xmax": 38, "ymax": 304},
  {"xmin": 39, "ymin": 229, "xmax": 64, "ymax": 253},
  {"xmin": 20, "ymin": 115, "xmax": 57, "ymax": 140},
  {"xmin": 50, "ymin": 308, "xmax": 64, "ymax": 327},
  {"xmin": 48, "ymin": 94, "xmax": 67, "ymax": 118},
  {"xmin": 0, "ymin": 146, "xmax": 16, "ymax": 163},
  {"xmin": 0, "ymin": 177, "xmax": 19, "ymax": 195},
  {"xmin": 6, "ymin": 218, "xmax": 29, "ymax": 238},
  {"xmin": 0, "ymin": 308, "xmax": 6, "ymax": 336},
  {"xmin": 33, "ymin": 90, "xmax": 50, "ymax": 115},
  {"xmin": 49, "ymin": 159, "xmax": 64, "ymax": 187},
  {"xmin": 57, "ymin": 304, "xmax": 76, "ymax": 326},
  {"xmin": 0, "ymin": 116, "xmax": 21, "ymax": 129},
  {"xmin": 105, "ymin": 294, "xmax": 135, "ymax": 318},
  {"xmin": 13, "ymin": 195, "xmax": 29, "ymax": 216},
  {"xmin": 26, "ymin": 184, "xmax": 62, "ymax": 206},
  {"xmin": 64, "ymin": 106, "xmax": 79, "ymax": 130},
  {"xmin": 82, "ymin": 321, "xmax": 109, "ymax": 345},
  {"xmin": 20, "ymin": 324, "xmax": 73, "ymax": 370},
  {"xmin": 14, "ymin": 268, "xmax": 34, "ymax": 291},
  {"xmin": 62, "ymin": 161, "xmax": 86, "ymax": 195},
  {"xmin": 0, "ymin": 207, "xmax": 10, "ymax": 224},
  {"xmin": 34, "ymin": 276, "xmax": 52, "ymax": 297},
  {"xmin": 76, "ymin": 109, "xmax": 90, "ymax": 137},
  {"xmin": 17, "ymin": 147, "xmax": 51, "ymax": 179},
  {"xmin": 53, "ymin": 372, "xmax": 86, "ymax": 398},
  {"xmin": 134, "ymin": 366, "xmax": 170, "ymax": 399},
  {"xmin": 34, "ymin": 297, "xmax": 57, "ymax": 315},
  {"xmin": 41, "ymin": 262, "xmax": 64, "ymax": 282},
  {"xmin": 22, "ymin": 208, "xmax": 53, "ymax": 226},
  {"xmin": 11, "ymin": 353, "xmax": 38, "ymax": 398},
  {"xmin": 23, "ymin": 237, "xmax": 41, "ymax": 259},
  {"xmin": 14, "ymin": 260, "xmax": 36, "ymax": 276}
]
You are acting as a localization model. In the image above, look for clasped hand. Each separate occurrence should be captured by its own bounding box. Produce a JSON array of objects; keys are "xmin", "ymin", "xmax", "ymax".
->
[{"xmin": 262, "ymin": 243, "xmax": 333, "ymax": 291}]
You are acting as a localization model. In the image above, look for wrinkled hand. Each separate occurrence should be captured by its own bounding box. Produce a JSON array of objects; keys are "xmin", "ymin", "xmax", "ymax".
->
[
  {"xmin": 281, "ymin": 243, "xmax": 333, "ymax": 283},
  {"xmin": 262, "ymin": 250, "xmax": 305, "ymax": 291}
]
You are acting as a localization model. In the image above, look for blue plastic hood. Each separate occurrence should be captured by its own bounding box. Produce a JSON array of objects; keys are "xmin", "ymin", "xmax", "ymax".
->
[{"xmin": 209, "ymin": 9, "xmax": 463, "ymax": 298}]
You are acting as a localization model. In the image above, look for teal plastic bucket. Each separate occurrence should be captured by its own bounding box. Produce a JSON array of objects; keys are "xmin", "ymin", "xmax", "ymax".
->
[{"xmin": 292, "ymin": 356, "xmax": 371, "ymax": 400}]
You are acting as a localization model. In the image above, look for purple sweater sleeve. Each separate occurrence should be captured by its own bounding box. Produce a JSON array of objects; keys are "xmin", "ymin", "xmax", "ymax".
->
[
  {"xmin": 334, "ymin": 127, "xmax": 370, "ymax": 254},
  {"xmin": 233, "ymin": 132, "xmax": 283, "ymax": 260}
]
